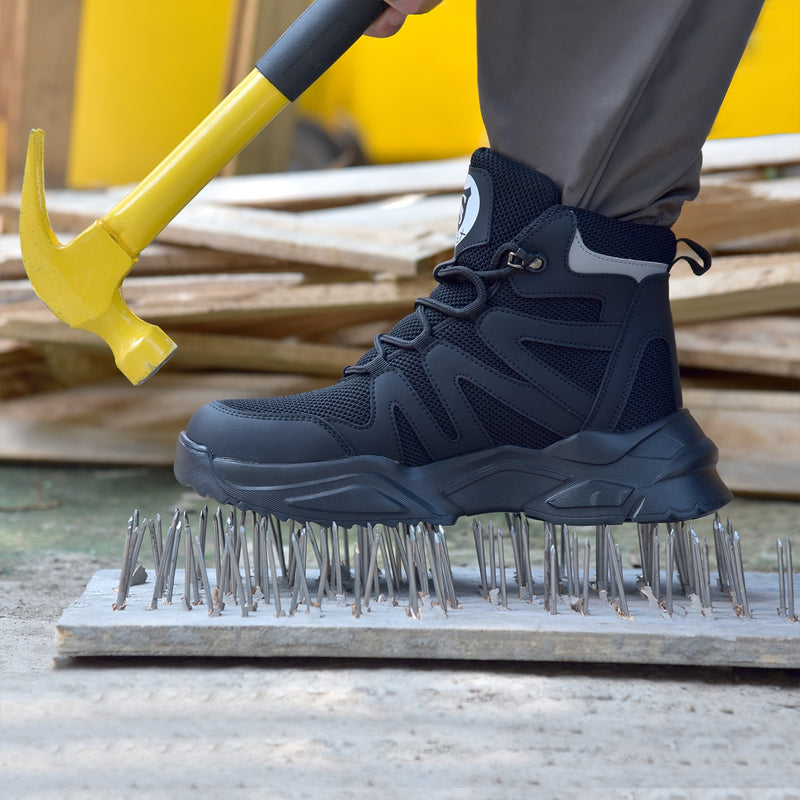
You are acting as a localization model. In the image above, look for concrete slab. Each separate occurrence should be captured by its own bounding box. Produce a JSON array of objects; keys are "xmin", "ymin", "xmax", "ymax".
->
[{"xmin": 57, "ymin": 568, "xmax": 799, "ymax": 668}]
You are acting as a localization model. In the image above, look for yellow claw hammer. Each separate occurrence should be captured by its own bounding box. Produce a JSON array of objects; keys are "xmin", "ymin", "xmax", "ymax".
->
[{"xmin": 21, "ymin": 0, "xmax": 387, "ymax": 385}]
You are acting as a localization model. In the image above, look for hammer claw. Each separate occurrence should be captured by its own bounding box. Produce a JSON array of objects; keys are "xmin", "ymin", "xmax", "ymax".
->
[{"xmin": 20, "ymin": 130, "xmax": 176, "ymax": 384}]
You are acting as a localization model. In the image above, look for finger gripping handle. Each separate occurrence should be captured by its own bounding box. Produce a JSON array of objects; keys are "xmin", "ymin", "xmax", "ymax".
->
[{"xmin": 256, "ymin": 0, "xmax": 387, "ymax": 101}]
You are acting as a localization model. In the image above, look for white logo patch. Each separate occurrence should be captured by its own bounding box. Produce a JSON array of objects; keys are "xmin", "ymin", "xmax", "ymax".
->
[{"xmin": 455, "ymin": 174, "xmax": 480, "ymax": 245}]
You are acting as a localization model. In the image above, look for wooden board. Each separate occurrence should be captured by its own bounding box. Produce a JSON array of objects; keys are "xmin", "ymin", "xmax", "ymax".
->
[
  {"xmin": 669, "ymin": 251, "xmax": 800, "ymax": 323},
  {"xmin": 0, "ymin": 372, "xmax": 327, "ymax": 464},
  {"xmin": 676, "ymin": 315, "xmax": 800, "ymax": 378},
  {"xmin": 685, "ymin": 387, "xmax": 800, "ymax": 498},
  {"xmin": 699, "ymin": 133, "xmax": 800, "ymax": 174},
  {"xmin": 674, "ymin": 177, "xmax": 800, "ymax": 253},
  {"xmin": 0, "ymin": 190, "xmax": 456, "ymax": 276},
  {"xmin": 0, "ymin": 0, "xmax": 82, "ymax": 191},
  {"xmin": 0, "ymin": 273, "xmax": 435, "ymax": 336},
  {"xmin": 57, "ymin": 568, "xmax": 800, "ymax": 668},
  {"xmin": 0, "ymin": 233, "xmax": 310, "ymax": 280}
]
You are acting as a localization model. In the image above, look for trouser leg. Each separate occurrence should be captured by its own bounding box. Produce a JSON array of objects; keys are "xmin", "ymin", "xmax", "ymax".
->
[{"xmin": 476, "ymin": 0, "xmax": 764, "ymax": 225}]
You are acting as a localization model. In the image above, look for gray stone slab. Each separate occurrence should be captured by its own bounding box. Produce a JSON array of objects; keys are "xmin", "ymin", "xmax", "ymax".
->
[{"xmin": 56, "ymin": 569, "xmax": 799, "ymax": 667}]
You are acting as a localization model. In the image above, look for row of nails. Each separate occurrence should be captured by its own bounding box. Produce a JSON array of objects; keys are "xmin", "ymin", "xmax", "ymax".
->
[
  {"xmin": 115, "ymin": 510, "xmax": 796, "ymax": 622},
  {"xmin": 115, "ymin": 509, "xmax": 462, "ymax": 618}
]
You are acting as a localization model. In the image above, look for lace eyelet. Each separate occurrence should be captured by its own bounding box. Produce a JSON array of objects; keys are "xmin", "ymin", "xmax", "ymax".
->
[{"xmin": 506, "ymin": 247, "xmax": 546, "ymax": 272}]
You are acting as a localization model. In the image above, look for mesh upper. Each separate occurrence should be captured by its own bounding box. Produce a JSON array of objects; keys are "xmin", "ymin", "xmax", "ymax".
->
[
  {"xmin": 458, "ymin": 378, "xmax": 561, "ymax": 450},
  {"xmin": 616, "ymin": 338, "xmax": 677, "ymax": 430},
  {"xmin": 522, "ymin": 341, "xmax": 611, "ymax": 395}
]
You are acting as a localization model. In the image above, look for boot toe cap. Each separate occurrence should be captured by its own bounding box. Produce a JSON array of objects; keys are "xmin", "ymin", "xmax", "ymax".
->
[{"xmin": 185, "ymin": 400, "xmax": 351, "ymax": 463}]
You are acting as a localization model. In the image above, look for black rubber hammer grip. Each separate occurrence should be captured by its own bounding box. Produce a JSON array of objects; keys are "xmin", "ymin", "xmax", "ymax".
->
[{"xmin": 257, "ymin": 0, "xmax": 388, "ymax": 102}]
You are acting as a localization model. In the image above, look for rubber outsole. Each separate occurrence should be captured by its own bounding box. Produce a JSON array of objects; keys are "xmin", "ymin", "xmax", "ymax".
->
[{"xmin": 173, "ymin": 409, "xmax": 732, "ymax": 527}]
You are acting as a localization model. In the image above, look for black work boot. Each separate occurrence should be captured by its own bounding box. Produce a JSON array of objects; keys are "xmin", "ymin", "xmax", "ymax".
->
[{"xmin": 174, "ymin": 148, "xmax": 730, "ymax": 526}]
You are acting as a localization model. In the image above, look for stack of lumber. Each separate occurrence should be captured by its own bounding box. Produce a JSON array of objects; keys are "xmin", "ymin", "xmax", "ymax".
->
[{"xmin": 1, "ymin": 134, "xmax": 798, "ymax": 498}]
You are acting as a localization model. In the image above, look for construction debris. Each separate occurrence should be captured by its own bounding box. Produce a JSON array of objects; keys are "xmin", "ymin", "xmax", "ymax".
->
[{"xmin": 1, "ymin": 134, "xmax": 798, "ymax": 498}]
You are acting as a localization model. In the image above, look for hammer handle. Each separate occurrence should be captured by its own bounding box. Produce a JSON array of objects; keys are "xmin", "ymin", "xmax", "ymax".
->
[
  {"xmin": 257, "ymin": 0, "xmax": 388, "ymax": 102},
  {"xmin": 103, "ymin": 0, "xmax": 387, "ymax": 255}
]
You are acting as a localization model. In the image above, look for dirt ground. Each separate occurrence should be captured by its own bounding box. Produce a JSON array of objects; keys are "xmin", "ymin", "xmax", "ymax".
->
[{"xmin": 1, "ymin": 467, "xmax": 799, "ymax": 798}]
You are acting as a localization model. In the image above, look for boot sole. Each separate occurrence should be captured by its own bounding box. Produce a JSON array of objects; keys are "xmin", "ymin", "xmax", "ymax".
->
[{"xmin": 173, "ymin": 409, "xmax": 731, "ymax": 527}]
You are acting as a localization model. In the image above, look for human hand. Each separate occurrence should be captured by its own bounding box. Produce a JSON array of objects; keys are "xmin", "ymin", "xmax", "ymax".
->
[{"xmin": 365, "ymin": 0, "xmax": 443, "ymax": 38}]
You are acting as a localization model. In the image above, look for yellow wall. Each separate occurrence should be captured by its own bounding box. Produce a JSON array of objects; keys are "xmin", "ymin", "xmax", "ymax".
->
[
  {"xmin": 67, "ymin": 0, "xmax": 237, "ymax": 187},
  {"xmin": 65, "ymin": 0, "xmax": 799, "ymax": 186},
  {"xmin": 710, "ymin": 0, "xmax": 800, "ymax": 138},
  {"xmin": 299, "ymin": 0, "xmax": 485, "ymax": 163}
]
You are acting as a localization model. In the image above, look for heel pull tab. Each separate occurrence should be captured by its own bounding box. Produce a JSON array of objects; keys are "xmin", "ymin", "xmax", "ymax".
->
[{"xmin": 671, "ymin": 238, "xmax": 712, "ymax": 276}]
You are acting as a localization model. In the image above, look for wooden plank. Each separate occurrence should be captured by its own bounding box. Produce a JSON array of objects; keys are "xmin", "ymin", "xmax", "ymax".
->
[
  {"xmin": 196, "ymin": 157, "xmax": 469, "ymax": 210},
  {"xmin": 33, "ymin": 133, "xmax": 786, "ymax": 215},
  {"xmin": 0, "ymin": 318, "xmax": 365, "ymax": 378},
  {"xmin": 1, "ymin": 0, "xmax": 82, "ymax": 191},
  {"xmin": 164, "ymin": 203, "xmax": 453, "ymax": 275},
  {"xmin": 0, "ymin": 372, "xmax": 327, "ymax": 464},
  {"xmin": 669, "ymin": 251, "xmax": 800, "ymax": 323},
  {"xmin": 684, "ymin": 388, "xmax": 800, "ymax": 498},
  {"xmin": 58, "ymin": 567, "xmax": 800, "ymax": 667},
  {"xmin": 700, "ymin": 133, "xmax": 800, "ymax": 174},
  {"xmin": 0, "ymin": 233, "xmax": 308, "ymax": 280},
  {"xmin": 0, "ymin": 274, "xmax": 435, "ymax": 334},
  {"xmin": 676, "ymin": 316, "xmax": 800, "ymax": 378},
  {"xmin": 674, "ymin": 176, "xmax": 800, "ymax": 253},
  {"xmin": 0, "ymin": 191, "xmax": 455, "ymax": 276},
  {"xmin": 168, "ymin": 332, "xmax": 363, "ymax": 377}
]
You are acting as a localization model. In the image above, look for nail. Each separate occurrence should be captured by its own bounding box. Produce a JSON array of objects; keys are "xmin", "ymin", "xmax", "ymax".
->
[
  {"xmin": 376, "ymin": 528, "xmax": 396, "ymax": 605},
  {"xmin": 212, "ymin": 508, "xmax": 223, "ymax": 586},
  {"xmin": 549, "ymin": 543, "xmax": 558, "ymax": 615},
  {"xmin": 164, "ymin": 511, "xmax": 182, "ymax": 605},
  {"xmin": 665, "ymin": 530, "xmax": 674, "ymax": 616},
  {"xmin": 473, "ymin": 519, "xmax": 488, "ymax": 599},
  {"xmin": 226, "ymin": 534, "xmax": 248, "ymax": 617},
  {"xmin": 331, "ymin": 522, "xmax": 343, "ymax": 597},
  {"xmin": 652, "ymin": 529, "xmax": 660, "ymax": 601},
  {"xmin": 438, "ymin": 526, "xmax": 459, "ymax": 609},
  {"xmin": 488, "ymin": 521, "xmax": 496, "ymax": 591},
  {"xmin": 114, "ymin": 523, "xmax": 134, "ymax": 611},
  {"xmin": 522, "ymin": 517, "xmax": 534, "ymax": 601},
  {"xmin": 613, "ymin": 543, "xmax": 629, "ymax": 618},
  {"xmin": 735, "ymin": 529, "xmax": 750, "ymax": 617},
  {"xmin": 406, "ymin": 532, "xmax": 419, "ymax": 618},
  {"xmin": 294, "ymin": 529, "xmax": 311, "ymax": 613},
  {"xmin": 269, "ymin": 516, "xmax": 287, "ymax": 577},
  {"xmin": 353, "ymin": 541, "xmax": 362, "ymax": 618},
  {"xmin": 424, "ymin": 531, "xmax": 446, "ymax": 615},
  {"xmin": 240, "ymin": 521, "xmax": 254, "ymax": 612},
  {"xmin": 497, "ymin": 528, "xmax": 508, "ymax": 610},
  {"xmin": 364, "ymin": 531, "xmax": 380, "ymax": 609},
  {"xmin": 267, "ymin": 524, "xmax": 282, "ymax": 617},
  {"xmin": 192, "ymin": 535, "xmax": 216, "ymax": 615},
  {"xmin": 544, "ymin": 524, "xmax": 552, "ymax": 612},
  {"xmin": 785, "ymin": 539, "xmax": 795, "ymax": 621},
  {"xmin": 182, "ymin": 515, "xmax": 194, "ymax": 611},
  {"xmin": 582, "ymin": 538, "xmax": 590, "ymax": 615}
]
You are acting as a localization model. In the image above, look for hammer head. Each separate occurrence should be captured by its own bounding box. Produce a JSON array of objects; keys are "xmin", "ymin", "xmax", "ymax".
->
[{"xmin": 20, "ymin": 130, "xmax": 176, "ymax": 385}]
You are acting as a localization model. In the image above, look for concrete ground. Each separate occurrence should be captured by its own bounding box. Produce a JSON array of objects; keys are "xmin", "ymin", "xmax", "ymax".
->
[{"xmin": 1, "ymin": 464, "xmax": 798, "ymax": 798}]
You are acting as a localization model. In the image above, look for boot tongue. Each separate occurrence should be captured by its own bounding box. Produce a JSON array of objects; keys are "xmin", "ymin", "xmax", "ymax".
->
[
  {"xmin": 350, "ymin": 150, "xmax": 560, "ymax": 369},
  {"xmin": 453, "ymin": 148, "xmax": 560, "ymax": 270}
]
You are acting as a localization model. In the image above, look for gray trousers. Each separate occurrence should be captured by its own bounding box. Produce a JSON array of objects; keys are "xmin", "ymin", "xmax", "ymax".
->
[{"xmin": 476, "ymin": 0, "xmax": 764, "ymax": 226}]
